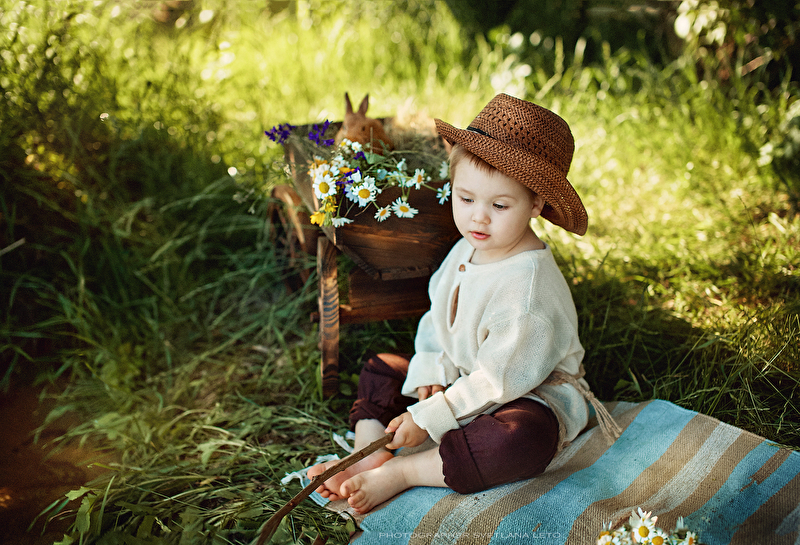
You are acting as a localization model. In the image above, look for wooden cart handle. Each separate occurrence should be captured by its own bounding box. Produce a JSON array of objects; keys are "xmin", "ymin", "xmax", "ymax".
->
[{"xmin": 251, "ymin": 432, "xmax": 395, "ymax": 545}]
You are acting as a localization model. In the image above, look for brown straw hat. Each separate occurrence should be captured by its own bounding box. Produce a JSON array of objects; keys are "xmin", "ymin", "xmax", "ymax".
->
[{"xmin": 435, "ymin": 93, "xmax": 588, "ymax": 235}]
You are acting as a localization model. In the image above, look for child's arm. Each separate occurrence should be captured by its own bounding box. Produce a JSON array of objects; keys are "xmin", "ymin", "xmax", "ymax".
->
[{"xmin": 385, "ymin": 411, "xmax": 429, "ymax": 449}]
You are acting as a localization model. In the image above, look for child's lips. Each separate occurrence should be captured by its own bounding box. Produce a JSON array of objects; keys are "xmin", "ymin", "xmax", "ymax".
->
[{"xmin": 470, "ymin": 231, "xmax": 489, "ymax": 240}]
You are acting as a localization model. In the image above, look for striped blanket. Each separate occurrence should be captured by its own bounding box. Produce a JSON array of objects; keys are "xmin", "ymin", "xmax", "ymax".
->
[{"xmin": 320, "ymin": 400, "xmax": 799, "ymax": 545}]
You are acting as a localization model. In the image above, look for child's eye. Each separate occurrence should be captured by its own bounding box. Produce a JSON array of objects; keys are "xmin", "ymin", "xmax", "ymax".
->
[
  {"xmin": 460, "ymin": 197, "xmax": 473, "ymax": 203},
  {"xmin": 493, "ymin": 203, "xmax": 507, "ymax": 210}
]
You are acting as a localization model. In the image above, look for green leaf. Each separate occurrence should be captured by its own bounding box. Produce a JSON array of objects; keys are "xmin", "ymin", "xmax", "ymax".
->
[
  {"xmin": 75, "ymin": 496, "xmax": 94, "ymax": 534},
  {"xmin": 364, "ymin": 152, "xmax": 384, "ymax": 165},
  {"xmin": 65, "ymin": 486, "xmax": 94, "ymax": 501}
]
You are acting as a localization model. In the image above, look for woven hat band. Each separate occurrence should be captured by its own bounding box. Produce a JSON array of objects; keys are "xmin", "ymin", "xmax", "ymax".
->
[{"xmin": 467, "ymin": 126, "xmax": 491, "ymax": 138}]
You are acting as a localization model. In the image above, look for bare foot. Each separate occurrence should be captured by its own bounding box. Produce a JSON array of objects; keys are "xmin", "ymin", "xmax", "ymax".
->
[
  {"xmin": 307, "ymin": 449, "xmax": 394, "ymax": 501},
  {"xmin": 340, "ymin": 457, "xmax": 411, "ymax": 514}
]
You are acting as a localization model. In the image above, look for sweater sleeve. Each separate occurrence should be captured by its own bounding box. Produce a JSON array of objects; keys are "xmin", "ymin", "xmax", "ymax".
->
[
  {"xmin": 401, "ymin": 311, "xmax": 460, "ymax": 396},
  {"xmin": 409, "ymin": 312, "xmax": 566, "ymax": 443}
]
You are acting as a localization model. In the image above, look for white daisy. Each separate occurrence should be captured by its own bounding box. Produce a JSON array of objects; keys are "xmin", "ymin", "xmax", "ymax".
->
[
  {"xmin": 408, "ymin": 168, "xmax": 428, "ymax": 189},
  {"xmin": 437, "ymin": 182, "xmax": 451, "ymax": 204},
  {"xmin": 354, "ymin": 176, "xmax": 379, "ymax": 207},
  {"xmin": 331, "ymin": 154, "xmax": 349, "ymax": 174},
  {"xmin": 374, "ymin": 206, "xmax": 391, "ymax": 222},
  {"xmin": 439, "ymin": 160, "xmax": 449, "ymax": 180},
  {"xmin": 596, "ymin": 521, "xmax": 614, "ymax": 545},
  {"xmin": 611, "ymin": 533, "xmax": 633, "ymax": 545},
  {"xmin": 309, "ymin": 158, "xmax": 331, "ymax": 179},
  {"xmin": 629, "ymin": 508, "xmax": 657, "ymax": 543},
  {"xmin": 331, "ymin": 217, "xmax": 353, "ymax": 228},
  {"xmin": 673, "ymin": 530, "xmax": 699, "ymax": 545},
  {"xmin": 313, "ymin": 171, "xmax": 337, "ymax": 200},
  {"xmin": 648, "ymin": 527, "xmax": 669, "ymax": 545},
  {"xmin": 344, "ymin": 182, "xmax": 359, "ymax": 203},
  {"xmin": 597, "ymin": 534, "xmax": 613, "ymax": 545},
  {"xmin": 391, "ymin": 197, "xmax": 418, "ymax": 218}
]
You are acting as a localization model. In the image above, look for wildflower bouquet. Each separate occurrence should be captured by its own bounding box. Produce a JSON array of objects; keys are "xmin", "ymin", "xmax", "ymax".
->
[
  {"xmin": 596, "ymin": 508, "xmax": 702, "ymax": 545},
  {"xmin": 266, "ymin": 121, "xmax": 451, "ymax": 228}
]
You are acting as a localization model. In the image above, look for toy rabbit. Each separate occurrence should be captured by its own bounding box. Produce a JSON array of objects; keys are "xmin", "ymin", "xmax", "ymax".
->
[{"xmin": 334, "ymin": 93, "xmax": 394, "ymax": 152}]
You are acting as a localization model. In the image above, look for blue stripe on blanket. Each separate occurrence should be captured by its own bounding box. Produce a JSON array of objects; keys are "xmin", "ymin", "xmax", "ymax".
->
[
  {"xmin": 349, "ymin": 400, "xmax": 800, "ymax": 545},
  {"xmin": 689, "ymin": 441, "xmax": 800, "ymax": 544},
  {"xmin": 490, "ymin": 400, "xmax": 695, "ymax": 540},
  {"xmin": 354, "ymin": 487, "xmax": 453, "ymax": 544}
]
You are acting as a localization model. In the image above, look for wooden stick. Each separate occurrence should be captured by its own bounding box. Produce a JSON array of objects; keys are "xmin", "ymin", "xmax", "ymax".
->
[{"xmin": 251, "ymin": 432, "xmax": 395, "ymax": 545}]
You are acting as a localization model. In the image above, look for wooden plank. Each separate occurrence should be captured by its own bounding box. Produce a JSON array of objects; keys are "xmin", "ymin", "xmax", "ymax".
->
[
  {"xmin": 332, "ymin": 184, "xmax": 460, "ymax": 279},
  {"xmin": 339, "ymin": 269, "xmax": 431, "ymax": 323}
]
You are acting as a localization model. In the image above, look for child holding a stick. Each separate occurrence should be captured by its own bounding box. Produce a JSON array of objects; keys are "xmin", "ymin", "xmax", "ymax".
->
[{"xmin": 308, "ymin": 93, "xmax": 619, "ymax": 514}]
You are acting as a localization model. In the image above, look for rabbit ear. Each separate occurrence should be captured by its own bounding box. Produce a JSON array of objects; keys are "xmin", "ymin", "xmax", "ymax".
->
[
  {"xmin": 358, "ymin": 94, "xmax": 369, "ymax": 115},
  {"xmin": 344, "ymin": 92, "xmax": 354, "ymax": 115}
]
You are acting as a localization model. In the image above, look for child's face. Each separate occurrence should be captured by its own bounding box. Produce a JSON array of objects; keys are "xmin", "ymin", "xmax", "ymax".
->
[{"xmin": 451, "ymin": 160, "xmax": 544, "ymax": 264}]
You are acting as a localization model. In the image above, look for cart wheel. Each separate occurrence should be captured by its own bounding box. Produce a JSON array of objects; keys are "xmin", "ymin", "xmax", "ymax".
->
[{"xmin": 317, "ymin": 237, "xmax": 340, "ymax": 398}]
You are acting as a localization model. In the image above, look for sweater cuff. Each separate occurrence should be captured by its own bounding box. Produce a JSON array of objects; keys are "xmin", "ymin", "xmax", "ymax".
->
[
  {"xmin": 408, "ymin": 391, "xmax": 459, "ymax": 443},
  {"xmin": 402, "ymin": 352, "xmax": 449, "ymax": 397}
]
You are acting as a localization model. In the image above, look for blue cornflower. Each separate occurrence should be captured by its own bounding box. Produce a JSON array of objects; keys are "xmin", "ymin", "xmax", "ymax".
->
[
  {"xmin": 354, "ymin": 151, "xmax": 366, "ymax": 161},
  {"xmin": 309, "ymin": 120, "xmax": 335, "ymax": 146},
  {"xmin": 265, "ymin": 123, "xmax": 296, "ymax": 144}
]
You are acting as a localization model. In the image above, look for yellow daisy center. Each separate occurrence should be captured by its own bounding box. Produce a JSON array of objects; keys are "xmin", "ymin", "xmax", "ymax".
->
[
  {"xmin": 318, "ymin": 181, "xmax": 330, "ymax": 194},
  {"xmin": 652, "ymin": 537, "xmax": 664, "ymax": 545},
  {"xmin": 358, "ymin": 188, "xmax": 371, "ymax": 199},
  {"xmin": 638, "ymin": 526, "xmax": 649, "ymax": 538}
]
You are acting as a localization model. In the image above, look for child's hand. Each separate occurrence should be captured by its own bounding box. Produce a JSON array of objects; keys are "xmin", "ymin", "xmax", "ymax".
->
[
  {"xmin": 417, "ymin": 384, "xmax": 445, "ymax": 400},
  {"xmin": 385, "ymin": 411, "xmax": 429, "ymax": 449}
]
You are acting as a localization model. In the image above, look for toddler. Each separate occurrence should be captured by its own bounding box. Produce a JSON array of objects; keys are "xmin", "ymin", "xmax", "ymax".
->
[{"xmin": 308, "ymin": 93, "xmax": 619, "ymax": 514}]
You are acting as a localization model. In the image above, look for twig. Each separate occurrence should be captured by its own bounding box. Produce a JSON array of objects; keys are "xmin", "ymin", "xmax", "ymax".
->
[
  {"xmin": 251, "ymin": 432, "xmax": 395, "ymax": 545},
  {"xmin": 0, "ymin": 238, "xmax": 25, "ymax": 257}
]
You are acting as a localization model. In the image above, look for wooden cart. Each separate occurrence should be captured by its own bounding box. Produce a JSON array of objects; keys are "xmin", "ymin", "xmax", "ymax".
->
[{"xmin": 282, "ymin": 122, "xmax": 461, "ymax": 397}]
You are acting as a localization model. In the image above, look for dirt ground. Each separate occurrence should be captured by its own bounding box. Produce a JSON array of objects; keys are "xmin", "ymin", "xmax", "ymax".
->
[{"xmin": 0, "ymin": 380, "xmax": 109, "ymax": 544}]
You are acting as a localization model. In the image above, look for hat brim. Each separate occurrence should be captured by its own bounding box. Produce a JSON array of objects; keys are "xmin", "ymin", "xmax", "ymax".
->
[{"xmin": 435, "ymin": 118, "xmax": 588, "ymax": 236}]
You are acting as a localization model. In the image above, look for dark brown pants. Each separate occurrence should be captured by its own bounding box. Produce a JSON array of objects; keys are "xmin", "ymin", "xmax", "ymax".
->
[{"xmin": 349, "ymin": 354, "xmax": 559, "ymax": 494}]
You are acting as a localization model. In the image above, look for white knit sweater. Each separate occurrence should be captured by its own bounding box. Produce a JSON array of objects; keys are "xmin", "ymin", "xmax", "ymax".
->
[{"xmin": 403, "ymin": 238, "xmax": 590, "ymax": 444}]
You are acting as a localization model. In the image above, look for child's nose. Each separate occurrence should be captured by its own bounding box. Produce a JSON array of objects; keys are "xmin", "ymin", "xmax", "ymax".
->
[{"xmin": 472, "ymin": 205, "xmax": 490, "ymax": 223}]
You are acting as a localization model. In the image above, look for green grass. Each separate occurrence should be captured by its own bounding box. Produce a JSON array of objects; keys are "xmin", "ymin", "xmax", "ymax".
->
[{"xmin": 2, "ymin": 1, "xmax": 799, "ymax": 544}]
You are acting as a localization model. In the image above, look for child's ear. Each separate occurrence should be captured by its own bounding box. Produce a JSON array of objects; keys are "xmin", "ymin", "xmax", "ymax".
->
[{"xmin": 530, "ymin": 194, "xmax": 545, "ymax": 219}]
